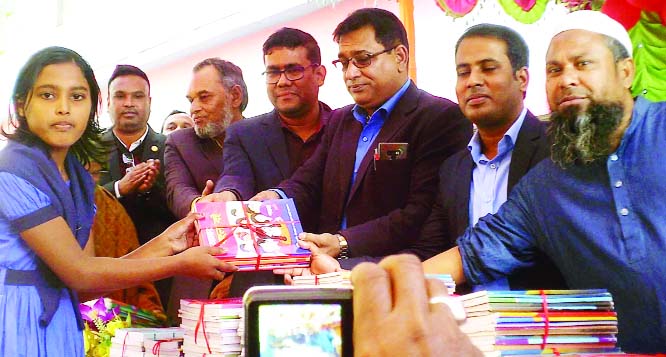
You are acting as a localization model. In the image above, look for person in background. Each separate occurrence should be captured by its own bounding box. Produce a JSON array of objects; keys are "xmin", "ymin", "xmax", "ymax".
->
[
  {"xmin": 161, "ymin": 109, "xmax": 193, "ymax": 135},
  {"xmin": 0, "ymin": 46, "xmax": 235, "ymax": 357},
  {"xmin": 100, "ymin": 65, "xmax": 175, "ymax": 245},
  {"xmin": 99, "ymin": 64, "xmax": 176, "ymax": 310}
]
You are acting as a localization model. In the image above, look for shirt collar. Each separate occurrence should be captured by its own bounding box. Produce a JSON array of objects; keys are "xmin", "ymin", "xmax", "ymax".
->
[
  {"xmin": 468, "ymin": 107, "xmax": 527, "ymax": 164},
  {"xmin": 352, "ymin": 79, "xmax": 411, "ymax": 125},
  {"xmin": 114, "ymin": 127, "xmax": 149, "ymax": 152}
]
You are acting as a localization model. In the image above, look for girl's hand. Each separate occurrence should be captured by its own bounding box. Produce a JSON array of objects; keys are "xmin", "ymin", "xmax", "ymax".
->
[
  {"xmin": 177, "ymin": 246, "xmax": 237, "ymax": 280},
  {"xmin": 162, "ymin": 212, "xmax": 202, "ymax": 254}
]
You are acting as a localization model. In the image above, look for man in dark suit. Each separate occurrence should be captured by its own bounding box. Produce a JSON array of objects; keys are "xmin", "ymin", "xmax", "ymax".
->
[
  {"xmin": 413, "ymin": 24, "xmax": 565, "ymax": 291},
  {"xmin": 210, "ymin": 28, "xmax": 331, "ymax": 202},
  {"xmin": 100, "ymin": 64, "xmax": 176, "ymax": 308},
  {"xmin": 200, "ymin": 28, "xmax": 332, "ymax": 297},
  {"xmin": 100, "ymin": 65, "xmax": 175, "ymax": 245},
  {"xmin": 163, "ymin": 58, "xmax": 247, "ymax": 313},
  {"xmin": 164, "ymin": 58, "xmax": 247, "ymax": 219},
  {"xmin": 254, "ymin": 8, "xmax": 472, "ymax": 269}
]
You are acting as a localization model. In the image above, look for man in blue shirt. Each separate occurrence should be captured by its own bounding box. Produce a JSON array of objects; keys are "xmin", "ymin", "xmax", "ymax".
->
[
  {"xmin": 253, "ymin": 8, "xmax": 472, "ymax": 267},
  {"xmin": 423, "ymin": 11, "xmax": 666, "ymax": 353},
  {"xmin": 414, "ymin": 24, "xmax": 565, "ymax": 292}
]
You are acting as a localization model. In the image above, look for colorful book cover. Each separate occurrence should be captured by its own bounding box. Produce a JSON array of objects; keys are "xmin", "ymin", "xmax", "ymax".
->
[{"xmin": 194, "ymin": 199, "xmax": 310, "ymax": 269}]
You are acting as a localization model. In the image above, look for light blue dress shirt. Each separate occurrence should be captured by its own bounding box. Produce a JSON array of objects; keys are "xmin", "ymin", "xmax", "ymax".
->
[
  {"xmin": 340, "ymin": 80, "xmax": 411, "ymax": 229},
  {"xmin": 468, "ymin": 107, "xmax": 526, "ymax": 291}
]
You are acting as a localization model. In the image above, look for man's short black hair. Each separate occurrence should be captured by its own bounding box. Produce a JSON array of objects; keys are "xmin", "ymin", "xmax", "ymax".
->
[
  {"xmin": 333, "ymin": 8, "xmax": 408, "ymax": 51},
  {"xmin": 193, "ymin": 58, "xmax": 248, "ymax": 112},
  {"xmin": 455, "ymin": 23, "xmax": 529, "ymax": 72},
  {"xmin": 108, "ymin": 64, "xmax": 150, "ymax": 91},
  {"xmin": 263, "ymin": 27, "xmax": 321, "ymax": 65}
]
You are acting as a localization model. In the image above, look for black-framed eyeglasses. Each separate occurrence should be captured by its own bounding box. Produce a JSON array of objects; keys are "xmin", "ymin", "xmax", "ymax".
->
[
  {"xmin": 332, "ymin": 46, "xmax": 397, "ymax": 71},
  {"xmin": 263, "ymin": 63, "xmax": 320, "ymax": 84}
]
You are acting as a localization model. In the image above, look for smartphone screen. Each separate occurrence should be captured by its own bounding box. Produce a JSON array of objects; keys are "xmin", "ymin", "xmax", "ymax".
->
[{"xmin": 258, "ymin": 303, "xmax": 343, "ymax": 356}]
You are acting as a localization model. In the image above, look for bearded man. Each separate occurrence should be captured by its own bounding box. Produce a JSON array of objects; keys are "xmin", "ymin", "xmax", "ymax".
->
[{"xmin": 164, "ymin": 58, "xmax": 248, "ymax": 219}]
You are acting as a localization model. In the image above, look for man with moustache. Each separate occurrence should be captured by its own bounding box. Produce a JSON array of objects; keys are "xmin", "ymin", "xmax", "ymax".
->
[
  {"xmin": 209, "ymin": 27, "xmax": 330, "ymax": 203},
  {"xmin": 101, "ymin": 65, "xmax": 175, "ymax": 246},
  {"xmin": 420, "ymin": 11, "xmax": 666, "ymax": 353},
  {"xmin": 100, "ymin": 64, "xmax": 176, "ymax": 310},
  {"xmin": 409, "ymin": 24, "xmax": 565, "ymax": 292},
  {"xmin": 163, "ymin": 58, "xmax": 247, "ymax": 314},
  {"xmin": 200, "ymin": 28, "xmax": 331, "ymax": 297},
  {"xmin": 164, "ymin": 58, "xmax": 247, "ymax": 219},
  {"xmin": 255, "ymin": 8, "xmax": 472, "ymax": 267}
]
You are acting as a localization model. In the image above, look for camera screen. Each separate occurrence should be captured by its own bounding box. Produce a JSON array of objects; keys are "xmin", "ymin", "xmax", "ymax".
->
[{"xmin": 258, "ymin": 303, "xmax": 343, "ymax": 357}]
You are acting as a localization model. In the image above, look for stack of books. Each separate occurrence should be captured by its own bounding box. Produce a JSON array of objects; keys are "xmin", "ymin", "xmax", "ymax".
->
[
  {"xmin": 459, "ymin": 289, "xmax": 620, "ymax": 356},
  {"xmin": 110, "ymin": 327, "xmax": 184, "ymax": 357},
  {"xmin": 179, "ymin": 298, "xmax": 244, "ymax": 357},
  {"xmin": 292, "ymin": 272, "xmax": 455, "ymax": 294},
  {"xmin": 292, "ymin": 271, "xmax": 352, "ymax": 287},
  {"xmin": 194, "ymin": 199, "xmax": 310, "ymax": 271}
]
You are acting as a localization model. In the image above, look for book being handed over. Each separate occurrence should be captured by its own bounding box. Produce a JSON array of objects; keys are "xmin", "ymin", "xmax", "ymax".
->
[{"xmin": 193, "ymin": 199, "xmax": 310, "ymax": 271}]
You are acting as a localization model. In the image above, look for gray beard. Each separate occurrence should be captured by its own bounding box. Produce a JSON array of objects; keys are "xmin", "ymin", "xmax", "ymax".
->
[
  {"xmin": 549, "ymin": 101, "xmax": 624, "ymax": 168},
  {"xmin": 194, "ymin": 107, "xmax": 233, "ymax": 139}
]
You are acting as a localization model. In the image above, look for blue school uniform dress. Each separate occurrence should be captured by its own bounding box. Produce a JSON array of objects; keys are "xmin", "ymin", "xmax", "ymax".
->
[{"xmin": 0, "ymin": 140, "xmax": 95, "ymax": 356}]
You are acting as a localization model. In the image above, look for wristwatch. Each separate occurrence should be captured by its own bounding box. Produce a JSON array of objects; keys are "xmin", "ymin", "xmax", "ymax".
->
[{"xmin": 336, "ymin": 234, "xmax": 349, "ymax": 260}]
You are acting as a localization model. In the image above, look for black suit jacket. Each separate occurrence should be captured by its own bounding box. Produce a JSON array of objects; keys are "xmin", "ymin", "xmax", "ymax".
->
[
  {"xmin": 279, "ymin": 82, "xmax": 472, "ymax": 257},
  {"xmin": 413, "ymin": 112, "xmax": 567, "ymax": 290},
  {"xmin": 216, "ymin": 102, "xmax": 332, "ymax": 200},
  {"xmin": 99, "ymin": 127, "xmax": 175, "ymax": 245}
]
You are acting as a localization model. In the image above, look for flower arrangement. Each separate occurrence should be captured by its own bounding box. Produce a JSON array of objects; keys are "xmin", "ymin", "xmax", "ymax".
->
[{"xmin": 80, "ymin": 298, "xmax": 131, "ymax": 357}]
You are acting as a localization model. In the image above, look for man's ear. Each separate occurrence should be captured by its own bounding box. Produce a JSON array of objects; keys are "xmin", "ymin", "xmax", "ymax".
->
[
  {"xmin": 314, "ymin": 65, "xmax": 327, "ymax": 87},
  {"xmin": 617, "ymin": 57, "xmax": 635, "ymax": 90},
  {"xmin": 394, "ymin": 44, "xmax": 409, "ymax": 73},
  {"xmin": 229, "ymin": 85, "xmax": 243, "ymax": 109},
  {"xmin": 515, "ymin": 67, "xmax": 530, "ymax": 97}
]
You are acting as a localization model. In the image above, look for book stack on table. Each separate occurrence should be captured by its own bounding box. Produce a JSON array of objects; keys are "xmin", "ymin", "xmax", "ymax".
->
[
  {"xmin": 458, "ymin": 289, "xmax": 621, "ymax": 356},
  {"xmin": 179, "ymin": 298, "xmax": 244, "ymax": 357},
  {"xmin": 292, "ymin": 272, "xmax": 455, "ymax": 294},
  {"xmin": 194, "ymin": 199, "xmax": 310, "ymax": 271},
  {"xmin": 110, "ymin": 327, "xmax": 184, "ymax": 357}
]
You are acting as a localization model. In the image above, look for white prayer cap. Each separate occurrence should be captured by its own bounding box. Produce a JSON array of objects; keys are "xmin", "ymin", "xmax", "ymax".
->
[{"xmin": 551, "ymin": 10, "xmax": 633, "ymax": 57}]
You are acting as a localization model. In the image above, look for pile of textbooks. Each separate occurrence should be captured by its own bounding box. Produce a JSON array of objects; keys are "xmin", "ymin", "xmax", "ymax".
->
[
  {"xmin": 194, "ymin": 199, "xmax": 310, "ymax": 271},
  {"xmin": 292, "ymin": 271, "xmax": 352, "ymax": 287},
  {"xmin": 292, "ymin": 272, "xmax": 455, "ymax": 294},
  {"xmin": 180, "ymin": 298, "xmax": 244, "ymax": 357},
  {"xmin": 110, "ymin": 327, "xmax": 184, "ymax": 357},
  {"xmin": 459, "ymin": 289, "xmax": 620, "ymax": 356}
]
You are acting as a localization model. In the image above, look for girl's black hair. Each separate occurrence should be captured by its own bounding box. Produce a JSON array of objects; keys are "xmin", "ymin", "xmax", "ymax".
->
[{"xmin": 4, "ymin": 46, "xmax": 107, "ymax": 166}]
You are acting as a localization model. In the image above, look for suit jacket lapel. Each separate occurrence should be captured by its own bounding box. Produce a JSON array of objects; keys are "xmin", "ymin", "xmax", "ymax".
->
[
  {"xmin": 140, "ymin": 127, "xmax": 161, "ymax": 161},
  {"xmin": 347, "ymin": 82, "xmax": 418, "ymax": 202},
  {"xmin": 103, "ymin": 131, "xmax": 123, "ymax": 181},
  {"xmin": 508, "ymin": 111, "xmax": 541, "ymax": 191},
  {"xmin": 263, "ymin": 111, "xmax": 290, "ymax": 178}
]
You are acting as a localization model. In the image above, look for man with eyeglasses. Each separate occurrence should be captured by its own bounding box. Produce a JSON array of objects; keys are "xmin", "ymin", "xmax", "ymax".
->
[
  {"xmin": 100, "ymin": 64, "xmax": 176, "ymax": 311},
  {"xmin": 254, "ymin": 8, "xmax": 472, "ymax": 271},
  {"xmin": 199, "ymin": 27, "xmax": 331, "ymax": 297}
]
